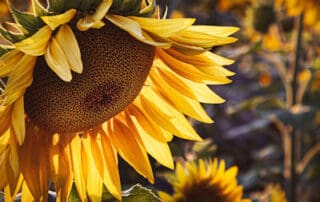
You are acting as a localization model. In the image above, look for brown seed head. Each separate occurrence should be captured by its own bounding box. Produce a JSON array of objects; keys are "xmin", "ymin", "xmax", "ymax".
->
[{"xmin": 24, "ymin": 21, "xmax": 155, "ymax": 133}]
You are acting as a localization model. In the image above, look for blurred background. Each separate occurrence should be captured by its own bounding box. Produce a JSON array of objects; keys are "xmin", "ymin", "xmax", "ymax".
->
[
  {"xmin": 1, "ymin": 0, "xmax": 320, "ymax": 201},
  {"xmin": 148, "ymin": 0, "xmax": 319, "ymax": 201}
]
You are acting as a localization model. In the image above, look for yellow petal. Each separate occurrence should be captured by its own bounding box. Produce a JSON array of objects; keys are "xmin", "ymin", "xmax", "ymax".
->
[
  {"xmin": 106, "ymin": 15, "xmax": 144, "ymax": 40},
  {"xmin": 82, "ymin": 137, "xmax": 103, "ymax": 202},
  {"xmin": 8, "ymin": 134, "xmax": 19, "ymax": 177},
  {"xmin": 14, "ymin": 26, "xmax": 52, "ymax": 56},
  {"xmin": 155, "ymin": 64, "xmax": 198, "ymax": 100},
  {"xmin": 106, "ymin": 15, "xmax": 171, "ymax": 47},
  {"xmin": 184, "ymin": 81, "xmax": 225, "ymax": 104},
  {"xmin": 166, "ymin": 47, "xmax": 234, "ymax": 77},
  {"xmin": 77, "ymin": 0, "xmax": 112, "ymax": 31},
  {"xmin": 99, "ymin": 130, "xmax": 121, "ymax": 200},
  {"xmin": 150, "ymin": 70, "xmax": 213, "ymax": 123},
  {"xmin": 108, "ymin": 119, "xmax": 154, "ymax": 182},
  {"xmin": 11, "ymin": 96, "xmax": 25, "ymax": 145},
  {"xmin": 127, "ymin": 114, "xmax": 174, "ymax": 169},
  {"xmin": 170, "ymin": 30, "xmax": 237, "ymax": 49},
  {"xmin": 18, "ymin": 126, "xmax": 50, "ymax": 201},
  {"xmin": 88, "ymin": 132, "xmax": 105, "ymax": 179},
  {"xmin": 156, "ymin": 50, "xmax": 231, "ymax": 85},
  {"xmin": 0, "ymin": 50, "xmax": 24, "ymax": 77},
  {"xmin": 45, "ymin": 37, "xmax": 72, "ymax": 82},
  {"xmin": 129, "ymin": 16, "xmax": 195, "ymax": 38},
  {"xmin": 138, "ymin": 87, "xmax": 202, "ymax": 141},
  {"xmin": 204, "ymin": 51, "xmax": 234, "ymax": 66},
  {"xmin": 69, "ymin": 135, "xmax": 87, "ymax": 201},
  {"xmin": 0, "ymin": 106, "xmax": 12, "ymax": 136},
  {"xmin": 175, "ymin": 163, "xmax": 187, "ymax": 182},
  {"xmin": 3, "ymin": 55, "xmax": 36, "ymax": 105},
  {"xmin": 127, "ymin": 104, "xmax": 167, "ymax": 143},
  {"xmin": 4, "ymin": 174, "xmax": 23, "ymax": 202},
  {"xmin": 55, "ymin": 24, "xmax": 83, "ymax": 73},
  {"xmin": 186, "ymin": 25, "xmax": 239, "ymax": 37},
  {"xmin": 21, "ymin": 182, "xmax": 35, "ymax": 202},
  {"xmin": 158, "ymin": 191, "xmax": 174, "ymax": 202},
  {"xmin": 49, "ymin": 134, "xmax": 73, "ymax": 201},
  {"xmin": 41, "ymin": 9, "xmax": 77, "ymax": 30}
]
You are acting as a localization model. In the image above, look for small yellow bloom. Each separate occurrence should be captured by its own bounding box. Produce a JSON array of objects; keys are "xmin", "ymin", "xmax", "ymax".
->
[
  {"xmin": 159, "ymin": 158, "xmax": 251, "ymax": 202},
  {"xmin": 276, "ymin": 0, "xmax": 320, "ymax": 30}
]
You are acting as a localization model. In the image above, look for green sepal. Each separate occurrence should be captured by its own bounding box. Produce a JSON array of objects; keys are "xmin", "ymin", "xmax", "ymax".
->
[
  {"xmin": 110, "ymin": 0, "xmax": 123, "ymax": 11},
  {"xmin": 122, "ymin": 184, "xmax": 161, "ymax": 202},
  {"xmin": 64, "ymin": 0, "xmax": 82, "ymax": 10},
  {"xmin": 47, "ymin": 0, "xmax": 65, "ymax": 13},
  {"xmin": 0, "ymin": 25, "xmax": 25, "ymax": 43},
  {"xmin": 111, "ymin": 0, "xmax": 143, "ymax": 16},
  {"xmin": 31, "ymin": 0, "xmax": 49, "ymax": 16},
  {"xmin": 6, "ymin": 0, "xmax": 43, "ymax": 35},
  {"xmin": 139, "ymin": 0, "xmax": 156, "ymax": 17},
  {"xmin": 0, "ymin": 46, "xmax": 12, "ymax": 57},
  {"xmin": 78, "ymin": 0, "xmax": 102, "ymax": 12}
]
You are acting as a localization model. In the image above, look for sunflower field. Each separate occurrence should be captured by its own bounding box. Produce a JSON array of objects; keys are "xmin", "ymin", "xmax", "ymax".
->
[{"xmin": 0, "ymin": 0, "xmax": 319, "ymax": 202}]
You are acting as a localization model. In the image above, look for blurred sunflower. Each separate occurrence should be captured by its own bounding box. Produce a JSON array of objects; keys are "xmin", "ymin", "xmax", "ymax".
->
[
  {"xmin": 216, "ymin": 0, "xmax": 252, "ymax": 12},
  {"xmin": 0, "ymin": 0, "xmax": 237, "ymax": 201},
  {"xmin": 159, "ymin": 158, "xmax": 251, "ymax": 202},
  {"xmin": 0, "ymin": 0, "xmax": 9, "ymax": 20},
  {"xmin": 276, "ymin": 0, "xmax": 320, "ymax": 30}
]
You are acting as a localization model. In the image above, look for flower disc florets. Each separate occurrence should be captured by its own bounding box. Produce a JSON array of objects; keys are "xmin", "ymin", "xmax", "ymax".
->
[{"xmin": 25, "ymin": 21, "xmax": 155, "ymax": 133}]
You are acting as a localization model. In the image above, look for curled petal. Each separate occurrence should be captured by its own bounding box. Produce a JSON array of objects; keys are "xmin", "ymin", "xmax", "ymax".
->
[
  {"xmin": 41, "ymin": 9, "xmax": 77, "ymax": 30},
  {"xmin": 55, "ymin": 25, "xmax": 83, "ymax": 74},
  {"xmin": 11, "ymin": 96, "xmax": 25, "ymax": 145},
  {"xmin": 45, "ymin": 37, "xmax": 72, "ymax": 82},
  {"xmin": 77, "ymin": 0, "xmax": 112, "ymax": 31},
  {"xmin": 14, "ymin": 26, "xmax": 52, "ymax": 56}
]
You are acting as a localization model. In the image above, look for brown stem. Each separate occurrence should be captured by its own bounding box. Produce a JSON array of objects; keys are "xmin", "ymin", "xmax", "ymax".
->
[{"xmin": 289, "ymin": 14, "xmax": 303, "ymax": 202}]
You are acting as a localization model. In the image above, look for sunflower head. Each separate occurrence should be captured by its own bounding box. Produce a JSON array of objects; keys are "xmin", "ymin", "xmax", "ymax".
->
[
  {"xmin": 276, "ymin": 0, "xmax": 320, "ymax": 31},
  {"xmin": 159, "ymin": 158, "xmax": 251, "ymax": 202},
  {"xmin": 0, "ymin": 0, "xmax": 238, "ymax": 201}
]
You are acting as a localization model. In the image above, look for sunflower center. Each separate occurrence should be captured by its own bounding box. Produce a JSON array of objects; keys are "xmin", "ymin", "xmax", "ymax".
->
[{"xmin": 24, "ymin": 21, "xmax": 155, "ymax": 133}]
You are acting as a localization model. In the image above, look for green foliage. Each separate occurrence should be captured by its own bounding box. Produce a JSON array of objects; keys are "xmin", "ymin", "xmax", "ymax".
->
[
  {"xmin": 68, "ymin": 183, "xmax": 160, "ymax": 202},
  {"xmin": 5, "ymin": 0, "xmax": 43, "ymax": 35}
]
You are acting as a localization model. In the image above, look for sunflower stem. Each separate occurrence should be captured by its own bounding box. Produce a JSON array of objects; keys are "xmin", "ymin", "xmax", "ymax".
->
[{"xmin": 288, "ymin": 14, "xmax": 303, "ymax": 202}]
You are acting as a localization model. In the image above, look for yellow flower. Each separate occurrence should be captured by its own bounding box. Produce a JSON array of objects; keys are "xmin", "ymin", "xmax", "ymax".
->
[
  {"xmin": 159, "ymin": 158, "xmax": 251, "ymax": 202},
  {"xmin": 276, "ymin": 0, "xmax": 320, "ymax": 30},
  {"xmin": 269, "ymin": 184, "xmax": 287, "ymax": 202},
  {"xmin": 217, "ymin": 0, "xmax": 252, "ymax": 12},
  {"xmin": 0, "ymin": 0, "xmax": 238, "ymax": 201},
  {"xmin": 0, "ymin": 0, "xmax": 9, "ymax": 19}
]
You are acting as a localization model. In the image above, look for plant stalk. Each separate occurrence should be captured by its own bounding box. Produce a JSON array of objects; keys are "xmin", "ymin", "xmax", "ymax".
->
[{"xmin": 289, "ymin": 14, "xmax": 303, "ymax": 202}]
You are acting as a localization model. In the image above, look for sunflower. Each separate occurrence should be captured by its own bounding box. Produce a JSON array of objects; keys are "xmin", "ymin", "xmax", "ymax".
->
[
  {"xmin": 0, "ymin": 0, "xmax": 9, "ymax": 21},
  {"xmin": 0, "ymin": 0, "xmax": 238, "ymax": 201},
  {"xmin": 216, "ymin": 0, "xmax": 252, "ymax": 12},
  {"xmin": 276, "ymin": 0, "xmax": 320, "ymax": 29},
  {"xmin": 159, "ymin": 158, "xmax": 251, "ymax": 202}
]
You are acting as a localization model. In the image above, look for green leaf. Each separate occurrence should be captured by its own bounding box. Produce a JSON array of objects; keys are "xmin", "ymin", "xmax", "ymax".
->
[
  {"xmin": 139, "ymin": 0, "xmax": 156, "ymax": 17},
  {"xmin": 31, "ymin": 0, "xmax": 49, "ymax": 16},
  {"xmin": 78, "ymin": 0, "xmax": 102, "ymax": 11},
  {"xmin": 110, "ymin": 0, "xmax": 143, "ymax": 16},
  {"xmin": 47, "ymin": 0, "xmax": 65, "ymax": 13},
  {"xmin": 0, "ymin": 25, "xmax": 25, "ymax": 42},
  {"xmin": 0, "ymin": 46, "xmax": 12, "ymax": 57},
  {"xmin": 6, "ymin": 0, "xmax": 42, "ymax": 35},
  {"xmin": 64, "ymin": 0, "xmax": 82, "ymax": 10},
  {"xmin": 67, "ymin": 183, "xmax": 81, "ymax": 202},
  {"xmin": 122, "ymin": 184, "xmax": 161, "ymax": 202}
]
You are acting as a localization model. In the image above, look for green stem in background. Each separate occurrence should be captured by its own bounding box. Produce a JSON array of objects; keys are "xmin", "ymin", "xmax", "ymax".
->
[{"xmin": 289, "ymin": 14, "xmax": 303, "ymax": 202}]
